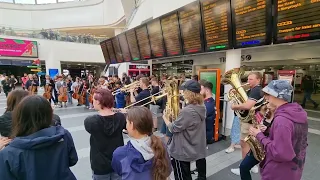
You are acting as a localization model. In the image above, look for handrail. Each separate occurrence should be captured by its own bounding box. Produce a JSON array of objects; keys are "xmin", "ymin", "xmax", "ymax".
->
[{"xmin": 0, "ymin": 26, "xmax": 106, "ymax": 44}]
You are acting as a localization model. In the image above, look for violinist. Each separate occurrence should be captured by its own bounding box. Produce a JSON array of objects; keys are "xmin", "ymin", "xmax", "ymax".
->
[
  {"xmin": 66, "ymin": 78, "xmax": 73, "ymax": 105},
  {"xmin": 25, "ymin": 74, "xmax": 39, "ymax": 95},
  {"xmin": 72, "ymin": 77, "xmax": 81, "ymax": 105},
  {"xmin": 79, "ymin": 79, "xmax": 90, "ymax": 108},
  {"xmin": 43, "ymin": 75, "xmax": 55, "ymax": 103},
  {"xmin": 55, "ymin": 76, "xmax": 67, "ymax": 108}
]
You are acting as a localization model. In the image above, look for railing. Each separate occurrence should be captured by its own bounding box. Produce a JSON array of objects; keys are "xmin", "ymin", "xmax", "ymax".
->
[
  {"xmin": 0, "ymin": 26, "xmax": 107, "ymax": 44},
  {"xmin": 0, "ymin": 0, "xmax": 87, "ymax": 5}
]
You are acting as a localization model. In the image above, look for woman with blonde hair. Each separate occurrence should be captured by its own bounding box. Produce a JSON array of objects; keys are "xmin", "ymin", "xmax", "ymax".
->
[{"xmin": 163, "ymin": 80, "xmax": 207, "ymax": 180}]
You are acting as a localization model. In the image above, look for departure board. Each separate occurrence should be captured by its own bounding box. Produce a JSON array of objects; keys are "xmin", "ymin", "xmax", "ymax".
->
[
  {"xmin": 161, "ymin": 12, "xmax": 182, "ymax": 56},
  {"xmin": 178, "ymin": 1, "xmax": 204, "ymax": 54},
  {"xmin": 100, "ymin": 41, "xmax": 111, "ymax": 64},
  {"xmin": 147, "ymin": 19, "xmax": 166, "ymax": 58},
  {"xmin": 112, "ymin": 37, "xmax": 123, "ymax": 63},
  {"xmin": 274, "ymin": 0, "xmax": 320, "ymax": 43},
  {"xmin": 231, "ymin": 0, "xmax": 272, "ymax": 48},
  {"xmin": 118, "ymin": 33, "xmax": 132, "ymax": 62},
  {"xmin": 106, "ymin": 40, "xmax": 116, "ymax": 64},
  {"xmin": 135, "ymin": 25, "xmax": 152, "ymax": 60},
  {"xmin": 126, "ymin": 29, "xmax": 141, "ymax": 61},
  {"xmin": 201, "ymin": 0, "xmax": 231, "ymax": 51}
]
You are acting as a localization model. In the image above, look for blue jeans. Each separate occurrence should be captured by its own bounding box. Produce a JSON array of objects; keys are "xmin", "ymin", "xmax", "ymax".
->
[
  {"xmin": 302, "ymin": 91, "xmax": 318, "ymax": 106},
  {"xmin": 240, "ymin": 151, "xmax": 259, "ymax": 180},
  {"xmin": 230, "ymin": 116, "xmax": 240, "ymax": 144},
  {"xmin": 92, "ymin": 172, "xmax": 120, "ymax": 180},
  {"xmin": 86, "ymin": 92, "xmax": 90, "ymax": 106},
  {"xmin": 68, "ymin": 92, "xmax": 73, "ymax": 104}
]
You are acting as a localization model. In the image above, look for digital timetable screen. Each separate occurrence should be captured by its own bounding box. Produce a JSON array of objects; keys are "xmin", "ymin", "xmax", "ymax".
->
[
  {"xmin": 112, "ymin": 37, "xmax": 123, "ymax": 63},
  {"xmin": 274, "ymin": 0, "xmax": 320, "ymax": 43},
  {"xmin": 147, "ymin": 19, "xmax": 166, "ymax": 58},
  {"xmin": 136, "ymin": 25, "xmax": 152, "ymax": 60},
  {"xmin": 100, "ymin": 41, "xmax": 110, "ymax": 64},
  {"xmin": 231, "ymin": 0, "xmax": 272, "ymax": 48},
  {"xmin": 178, "ymin": 1, "xmax": 204, "ymax": 54},
  {"xmin": 118, "ymin": 33, "xmax": 132, "ymax": 62},
  {"xmin": 106, "ymin": 40, "xmax": 116, "ymax": 64},
  {"xmin": 160, "ymin": 13, "xmax": 183, "ymax": 56},
  {"xmin": 126, "ymin": 29, "xmax": 141, "ymax": 61},
  {"xmin": 201, "ymin": 0, "xmax": 232, "ymax": 51}
]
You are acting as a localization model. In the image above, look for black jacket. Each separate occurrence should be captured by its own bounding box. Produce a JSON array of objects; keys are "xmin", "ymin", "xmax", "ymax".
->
[
  {"xmin": 84, "ymin": 113, "xmax": 126, "ymax": 175},
  {"xmin": 0, "ymin": 111, "xmax": 12, "ymax": 137}
]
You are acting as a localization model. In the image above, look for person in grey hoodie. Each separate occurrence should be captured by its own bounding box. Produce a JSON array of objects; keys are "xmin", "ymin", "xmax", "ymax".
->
[
  {"xmin": 163, "ymin": 80, "xmax": 207, "ymax": 180},
  {"xmin": 249, "ymin": 80, "xmax": 308, "ymax": 180}
]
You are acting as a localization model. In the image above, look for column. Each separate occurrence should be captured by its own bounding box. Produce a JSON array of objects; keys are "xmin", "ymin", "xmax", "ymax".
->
[
  {"xmin": 45, "ymin": 48, "xmax": 61, "ymax": 77},
  {"xmin": 148, "ymin": 60, "xmax": 152, "ymax": 75},
  {"xmin": 223, "ymin": 49, "xmax": 241, "ymax": 135}
]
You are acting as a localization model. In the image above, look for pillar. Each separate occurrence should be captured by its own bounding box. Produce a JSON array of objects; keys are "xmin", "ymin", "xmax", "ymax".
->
[
  {"xmin": 45, "ymin": 48, "xmax": 61, "ymax": 77},
  {"xmin": 148, "ymin": 60, "xmax": 152, "ymax": 75},
  {"xmin": 223, "ymin": 49, "xmax": 242, "ymax": 136}
]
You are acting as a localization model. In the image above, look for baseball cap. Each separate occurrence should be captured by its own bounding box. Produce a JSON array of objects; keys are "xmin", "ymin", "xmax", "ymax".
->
[
  {"xmin": 262, "ymin": 80, "xmax": 293, "ymax": 102},
  {"xmin": 179, "ymin": 80, "xmax": 201, "ymax": 93}
]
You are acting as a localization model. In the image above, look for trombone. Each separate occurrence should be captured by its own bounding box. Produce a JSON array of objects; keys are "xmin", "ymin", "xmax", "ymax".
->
[{"xmin": 112, "ymin": 81, "xmax": 139, "ymax": 96}]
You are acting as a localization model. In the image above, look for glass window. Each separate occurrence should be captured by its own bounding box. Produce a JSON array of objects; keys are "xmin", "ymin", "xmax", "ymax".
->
[
  {"xmin": 0, "ymin": 0, "xmax": 14, "ymax": 3},
  {"xmin": 37, "ymin": 0, "xmax": 56, "ymax": 4},
  {"xmin": 15, "ymin": 0, "xmax": 35, "ymax": 4}
]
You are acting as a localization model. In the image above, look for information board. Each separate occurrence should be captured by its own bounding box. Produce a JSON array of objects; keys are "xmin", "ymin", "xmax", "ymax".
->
[
  {"xmin": 106, "ymin": 40, "xmax": 116, "ymax": 64},
  {"xmin": 231, "ymin": 0, "xmax": 272, "ymax": 48},
  {"xmin": 100, "ymin": 41, "xmax": 111, "ymax": 64},
  {"xmin": 135, "ymin": 25, "xmax": 152, "ymax": 60},
  {"xmin": 118, "ymin": 33, "xmax": 132, "ymax": 62},
  {"xmin": 161, "ymin": 12, "xmax": 183, "ymax": 57},
  {"xmin": 201, "ymin": 0, "xmax": 232, "ymax": 51},
  {"xmin": 178, "ymin": 1, "xmax": 204, "ymax": 54},
  {"xmin": 274, "ymin": 0, "xmax": 320, "ymax": 43},
  {"xmin": 147, "ymin": 19, "xmax": 166, "ymax": 58},
  {"xmin": 126, "ymin": 29, "xmax": 141, "ymax": 61},
  {"xmin": 112, "ymin": 37, "xmax": 123, "ymax": 63}
]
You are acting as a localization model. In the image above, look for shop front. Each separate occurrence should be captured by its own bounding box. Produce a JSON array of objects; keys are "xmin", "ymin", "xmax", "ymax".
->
[{"xmin": 152, "ymin": 60, "xmax": 193, "ymax": 78}]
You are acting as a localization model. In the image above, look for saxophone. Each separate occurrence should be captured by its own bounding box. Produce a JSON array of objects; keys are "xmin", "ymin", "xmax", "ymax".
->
[{"xmin": 222, "ymin": 68, "xmax": 266, "ymax": 161}]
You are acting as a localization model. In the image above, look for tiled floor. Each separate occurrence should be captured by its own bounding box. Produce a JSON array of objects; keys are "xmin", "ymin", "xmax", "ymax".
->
[{"xmin": 0, "ymin": 93, "xmax": 319, "ymax": 180}]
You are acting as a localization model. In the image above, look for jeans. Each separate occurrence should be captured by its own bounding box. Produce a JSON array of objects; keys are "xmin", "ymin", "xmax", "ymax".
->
[
  {"xmin": 92, "ymin": 172, "xmax": 120, "ymax": 180},
  {"xmin": 86, "ymin": 92, "xmax": 89, "ymax": 106},
  {"xmin": 240, "ymin": 151, "xmax": 259, "ymax": 180},
  {"xmin": 302, "ymin": 91, "xmax": 318, "ymax": 106},
  {"xmin": 68, "ymin": 92, "xmax": 73, "ymax": 104}
]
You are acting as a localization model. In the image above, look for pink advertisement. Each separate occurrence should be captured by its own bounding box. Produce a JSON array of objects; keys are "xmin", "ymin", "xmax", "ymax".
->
[{"xmin": 0, "ymin": 38, "xmax": 38, "ymax": 58}]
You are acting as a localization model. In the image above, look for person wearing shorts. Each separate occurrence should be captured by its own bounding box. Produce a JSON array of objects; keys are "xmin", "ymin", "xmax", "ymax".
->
[
  {"xmin": 150, "ymin": 77, "xmax": 160, "ymax": 132},
  {"xmin": 230, "ymin": 72, "xmax": 264, "ymax": 176}
]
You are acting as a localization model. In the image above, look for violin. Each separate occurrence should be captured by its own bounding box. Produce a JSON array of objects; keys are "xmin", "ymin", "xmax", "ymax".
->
[
  {"xmin": 88, "ymin": 82, "xmax": 96, "ymax": 104},
  {"xmin": 28, "ymin": 80, "xmax": 37, "ymax": 95},
  {"xmin": 43, "ymin": 84, "xmax": 52, "ymax": 100},
  {"xmin": 78, "ymin": 83, "xmax": 86, "ymax": 105},
  {"xmin": 58, "ymin": 83, "xmax": 68, "ymax": 102}
]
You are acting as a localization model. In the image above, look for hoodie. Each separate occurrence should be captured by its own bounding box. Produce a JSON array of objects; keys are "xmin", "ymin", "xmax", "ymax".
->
[
  {"xmin": 256, "ymin": 103, "xmax": 308, "ymax": 180},
  {"xmin": 167, "ymin": 104, "xmax": 207, "ymax": 162},
  {"xmin": 84, "ymin": 113, "xmax": 126, "ymax": 175},
  {"xmin": 112, "ymin": 137, "xmax": 171, "ymax": 180},
  {"xmin": 0, "ymin": 126, "xmax": 78, "ymax": 180}
]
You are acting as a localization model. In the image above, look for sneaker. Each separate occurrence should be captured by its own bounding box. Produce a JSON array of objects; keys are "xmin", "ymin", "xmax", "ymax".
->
[
  {"xmin": 231, "ymin": 168, "xmax": 240, "ymax": 176},
  {"xmin": 225, "ymin": 147, "xmax": 235, "ymax": 153},
  {"xmin": 251, "ymin": 165, "xmax": 259, "ymax": 173},
  {"xmin": 234, "ymin": 144, "xmax": 241, "ymax": 149}
]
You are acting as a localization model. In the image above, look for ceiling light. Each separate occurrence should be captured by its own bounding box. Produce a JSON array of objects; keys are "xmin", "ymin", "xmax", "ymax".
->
[{"xmin": 77, "ymin": 64, "xmax": 82, "ymax": 65}]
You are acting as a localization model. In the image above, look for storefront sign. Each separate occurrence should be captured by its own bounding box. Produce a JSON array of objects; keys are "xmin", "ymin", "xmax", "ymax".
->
[
  {"xmin": 11, "ymin": 60, "xmax": 33, "ymax": 66},
  {"xmin": 129, "ymin": 65, "xmax": 150, "ymax": 69},
  {"xmin": 0, "ymin": 38, "xmax": 38, "ymax": 58},
  {"xmin": 0, "ymin": 59, "xmax": 12, "ymax": 65}
]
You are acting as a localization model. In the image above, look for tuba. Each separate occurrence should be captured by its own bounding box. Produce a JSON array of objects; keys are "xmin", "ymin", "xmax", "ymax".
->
[
  {"xmin": 163, "ymin": 79, "xmax": 181, "ymax": 122},
  {"xmin": 222, "ymin": 68, "xmax": 266, "ymax": 161}
]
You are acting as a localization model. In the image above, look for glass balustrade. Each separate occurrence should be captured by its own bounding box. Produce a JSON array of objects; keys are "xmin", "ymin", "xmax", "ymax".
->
[
  {"xmin": 0, "ymin": 26, "xmax": 107, "ymax": 44},
  {"xmin": 0, "ymin": 0, "xmax": 85, "ymax": 5}
]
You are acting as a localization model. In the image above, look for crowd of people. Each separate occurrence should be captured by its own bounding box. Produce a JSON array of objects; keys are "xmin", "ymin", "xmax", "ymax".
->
[{"xmin": 0, "ymin": 70, "xmax": 309, "ymax": 180}]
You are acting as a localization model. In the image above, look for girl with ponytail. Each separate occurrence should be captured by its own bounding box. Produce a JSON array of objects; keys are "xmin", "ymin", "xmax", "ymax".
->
[{"xmin": 112, "ymin": 107, "xmax": 171, "ymax": 180}]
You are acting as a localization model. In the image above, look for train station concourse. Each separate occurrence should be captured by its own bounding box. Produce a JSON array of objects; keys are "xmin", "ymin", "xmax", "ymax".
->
[{"xmin": 0, "ymin": 0, "xmax": 320, "ymax": 180}]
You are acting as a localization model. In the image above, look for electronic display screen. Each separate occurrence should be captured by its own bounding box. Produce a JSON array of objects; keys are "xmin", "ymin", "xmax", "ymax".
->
[
  {"xmin": 126, "ymin": 29, "xmax": 141, "ymax": 61},
  {"xmin": 112, "ymin": 37, "xmax": 123, "ymax": 63},
  {"xmin": 201, "ymin": 0, "xmax": 232, "ymax": 51},
  {"xmin": 0, "ymin": 38, "xmax": 38, "ymax": 58},
  {"xmin": 147, "ymin": 19, "xmax": 166, "ymax": 58},
  {"xmin": 106, "ymin": 40, "xmax": 116, "ymax": 64},
  {"xmin": 135, "ymin": 25, "xmax": 152, "ymax": 60},
  {"xmin": 178, "ymin": 1, "xmax": 204, "ymax": 54},
  {"xmin": 100, "ymin": 41, "xmax": 110, "ymax": 64},
  {"xmin": 118, "ymin": 33, "xmax": 132, "ymax": 62},
  {"xmin": 160, "ymin": 12, "xmax": 183, "ymax": 56},
  {"xmin": 231, "ymin": 0, "xmax": 272, "ymax": 48},
  {"xmin": 274, "ymin": 0, "xmax": 320, "ymax": 43}
]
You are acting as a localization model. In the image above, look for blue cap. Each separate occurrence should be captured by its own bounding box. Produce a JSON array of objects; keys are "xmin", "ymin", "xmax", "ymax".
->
[
  {"xmin": 262, "ymin": 80, "xmax": 293, "ymax": 102},
  {"xmin": 179, "ymin": 80, "xmax": 201, "ymax": 93}
]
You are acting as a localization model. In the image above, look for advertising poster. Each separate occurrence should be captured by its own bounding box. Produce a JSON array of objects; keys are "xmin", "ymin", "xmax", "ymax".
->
[
  {"xmin": 0, "ymin": 38, "xmax": 38, "ymax": 58},
  {"xmin": 199, "ymin": 71, "xmax": 217, "ymax": 95}
]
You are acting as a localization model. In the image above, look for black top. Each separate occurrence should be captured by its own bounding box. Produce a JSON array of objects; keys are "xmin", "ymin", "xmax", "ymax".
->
[
  {"xmin": 84, "ymin": 113, "xmax": 126, "ymax": 175},
  {"xmin": 247, "ymin": 85, "xmax": 263, "ymax": 112},
  {"xmin": 135, "ymin": 89, "xmax": 151, "ymax": 107},
  {"xmin": 1, "ymin": 80, "xmax": 11, "ymax": 92},
  {"xmin": 0, "ymin": 111, "xmax": 12, "ymax": 137},
  {"xmin": 151, "ymin": 85, "xmax": 160, "ymax": 95}
]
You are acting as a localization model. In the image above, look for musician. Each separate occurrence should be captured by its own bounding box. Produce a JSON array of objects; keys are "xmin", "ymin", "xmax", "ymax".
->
[
  {"xmin": 149, "ymin": 77, "xmax": 160, "ymax": 132},
  {"xmin": 9, "ymin": 75, "xmax": 18, "ymax": 90},
  {"xmin": 1, "ymin": 76, "xmax": 12, "ymax": 97},
  {"xmin": 43, "ymin": 75, "xmax": 55, "ymax": 104},
  {"xmin": 230, "ymin": 72, "xmax": 263, "ymax": 175},
  {"xmin": 249, "ymin": 80, "xmax": 308, "ymax": 180},
  {"xmin": 79, "ymin": 79, "xmax": 90, "ymax": 108},
  {"xmin": 66, "ymin": 78, "xmax": 73, "ymax": 105},
  {"xmin": 130, "ymin": 77, "xmax": 150, "ymax": 107},
  {"xmin": 71, "ymin": 77, "xmax": 81, "ymax": 106},
  {"xmin": 98, "ymin": 77, "xmax": 108, "ymax": 89},
  {"xmin": 55, "ymin": 76, "xmax": 67, "ymax": 108},
  {"xmin": 162, "ymin": 80, "xmax": 207, "ymax": 180},
  {"xmin": 114, "ymin": 81, "xmax": 126, "ymax": 108},
  {"xmin": 199, "ymin": 80, "xmax": 217, "ymax": 144},
  {"xmin": 21, "ymin": 73, "xmax": 28, "ymax": 90},
  {"xmin": 25, "ymin": 74, "xmax": 39, "ymax": 94}
]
